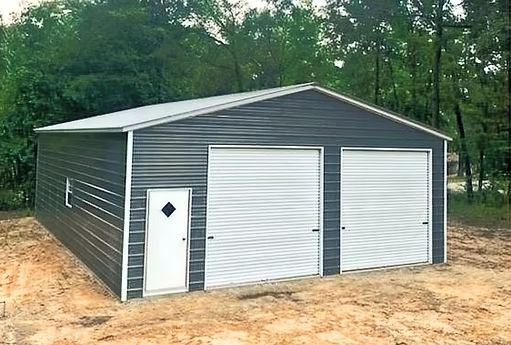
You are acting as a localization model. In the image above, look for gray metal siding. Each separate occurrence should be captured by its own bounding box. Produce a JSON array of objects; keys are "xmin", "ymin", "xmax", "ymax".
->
[
  {"xmin": 127, "ymin": 90, "xmax": 445, "ymax": 299},
  {"xmin": 35, "ymin": 133, "xmax": 127, "ymax": 296}
]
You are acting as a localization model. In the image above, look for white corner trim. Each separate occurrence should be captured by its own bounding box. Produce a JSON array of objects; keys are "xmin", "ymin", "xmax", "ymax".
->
[
  {"xmin": 444, "ymin": 140, "xmax": 448, "ymax": 263},
  {"xmin": 319, "ymin": 146, "xmax": 325, "ymax": 277},
  {"xmin": 313, "ymin": 86, "xmax": 453, "ymax": 141},
  {"xmin": 121, "ymin": 131, "xmax": 133, "ymax": 301},
  {"xmin": 203, "ymin": 145, "xmax": 212, "ymax": 290}
]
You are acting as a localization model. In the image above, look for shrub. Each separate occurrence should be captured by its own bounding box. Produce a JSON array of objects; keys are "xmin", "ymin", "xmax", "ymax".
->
[{"xmin": 0, "ymin": 189, "xmax": 26, "ymax": 211}]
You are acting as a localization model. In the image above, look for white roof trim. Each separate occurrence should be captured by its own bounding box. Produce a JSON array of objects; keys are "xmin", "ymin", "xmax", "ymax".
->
[
  {"xmin": 34, "ymin": 83, "xmax": 452, "ymax": 140},
  {"xmin": 35, "ymin": 127, "xmax": 124, "ymax": 133}
]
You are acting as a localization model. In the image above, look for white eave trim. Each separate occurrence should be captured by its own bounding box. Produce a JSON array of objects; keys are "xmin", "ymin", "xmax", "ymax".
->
[{"xmin": 34, "ymin": 127, "xmax": 124, "ymax": 133}]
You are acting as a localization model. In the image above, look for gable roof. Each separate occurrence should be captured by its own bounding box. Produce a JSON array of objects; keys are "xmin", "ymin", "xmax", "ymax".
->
[{"xmin": 34, "ymin": 83, "xmax": 452, "ymax": 140}]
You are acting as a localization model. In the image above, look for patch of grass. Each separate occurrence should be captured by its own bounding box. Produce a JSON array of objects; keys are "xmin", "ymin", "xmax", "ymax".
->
[
  {"xmin": 0, "ymin": 209, "xmax": 33, "ymax": 220},
  {"xmin": 0, "ymin": 189, "xmax": 32, "ymax": 220},
  {"xmin": 448, "ymin": 175, "xmax": 465, "ymax": 183},
  {"xmin": 448, "ymin": 192, "xmax": 510, "ymax": 229},
  {"xmin": 72, "ymin": 315, "xmax": 112, "ymax": 327},
  {"xmin": 237, "ymin": 290, "xmax": 298, "ymax": 300}
]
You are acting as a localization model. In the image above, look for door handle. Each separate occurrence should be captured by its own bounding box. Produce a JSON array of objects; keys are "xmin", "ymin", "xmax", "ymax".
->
[
  {"xmin": 422, "ymin": 222, "xmax": 429, "ymax": 225},
  {"xmin": 207, "ymin": 235, "xmax": 214, "ymax": 240},
  {"xmin": 341, "ymin": 226, "xmax": 346, "ymax": 230},
  {"xmin": 182, "ymin": 237, "xmax": 186, "ymax": 241},
  {"xmin": 312, "ymin": 229, "xmax": 319, "ymax": 232}
]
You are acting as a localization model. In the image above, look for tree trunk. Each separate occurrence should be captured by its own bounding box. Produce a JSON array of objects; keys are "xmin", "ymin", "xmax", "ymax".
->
[
  {"xmin": 374, "ymin": 44, "xmax": 381, "ymax": 105},
  {"xmin": 478, "ymin": 110, "xmax": 488, "ymax": 195},
  {"xmin": 232, "ymin": 51, "xmax": 244, "ymax": 92},
  {"xmin": 478, "ymin": 147, "xmax": 484, "ymax": 192},
  {"xmin": 411, "ymin": 47, "xmax": 417, "ymax": 119},
  {"xmin": 425, "ymin": 74, "xmax": 433, "ymax": 124},
  {"xmin": 432, "ymin": 0, "xmax": 445, "ymax": 128},
  {"xmin": 457, "ymin": 151, "xmax": 464, "ymax": 177},
  {"xmin": 454, "ymin": 103, "xmax": 473, "ymax": 202},
  {"xmin": 386, "ymin": 53, "xmax": 399, "ymax": 110}
]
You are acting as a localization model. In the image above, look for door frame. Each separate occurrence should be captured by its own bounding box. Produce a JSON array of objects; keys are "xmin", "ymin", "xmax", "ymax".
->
[
  {"xmin": 204, "ymin": 145, "xmax": 324, "ymax": 290},
  {"xmin": 142, "ymin": 187, "xmax": 192, "ymax": 297},
  {"xmin": 339, "ymin": 147, "xmax": 433, "ymax": 273}
]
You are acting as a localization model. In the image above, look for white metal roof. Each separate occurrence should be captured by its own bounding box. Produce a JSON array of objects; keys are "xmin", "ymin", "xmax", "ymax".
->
[{"xmin": 34, "ymin": 83, "xmax": 452, "ymax": 140}]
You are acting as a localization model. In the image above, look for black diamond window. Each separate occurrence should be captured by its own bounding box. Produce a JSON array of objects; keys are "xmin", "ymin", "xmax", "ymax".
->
[{"xmin": 161, "ymin": 202, "xmax": 176, "ymax": 218}]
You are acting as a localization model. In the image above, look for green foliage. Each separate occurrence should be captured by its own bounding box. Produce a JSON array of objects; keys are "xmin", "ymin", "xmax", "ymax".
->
[
  {"xmin": 0, "ymin": 0, "xmax": 509, "ymax": 214},
  {"xmin": 448, "ymin": 191, "xmax": 510, "ymax": 229},
  {"xmin": 0, "ymin": 189, "xmax": 26, "ymax": 210}
]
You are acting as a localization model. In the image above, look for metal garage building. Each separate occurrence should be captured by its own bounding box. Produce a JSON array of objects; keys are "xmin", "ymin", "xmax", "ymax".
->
[{"xmin": 34, "ymin": 83, "xmax": 451, "ymax": 301}]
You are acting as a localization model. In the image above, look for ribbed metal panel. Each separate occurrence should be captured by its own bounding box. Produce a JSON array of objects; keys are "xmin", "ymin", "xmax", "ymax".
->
[
  {"xmin": 341, "ymin": 149, "xmax": 430, "ymax": 271},
  {"xmin": 127, "ymin": 90, "xmax": 445, "ymax": 299},
  {"xmin": 35, "ymin": 133, "xmax": 127, "ymax": 296},
  {"xmin": 205, "ymin": 147, "xmax": 321, "ymax": 288}
]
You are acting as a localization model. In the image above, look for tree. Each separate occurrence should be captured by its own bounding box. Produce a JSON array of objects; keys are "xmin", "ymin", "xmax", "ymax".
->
[
  {"xmin": 189, "ymin": 0, "xmax": 250, "ymax": 92},
  {"xmin": 0, "ymin": 1, "xmax": 80, "ymax": 204},
  {"xmin": 242, "ymin": 0, "xmax": 335, "ymax": 89}
]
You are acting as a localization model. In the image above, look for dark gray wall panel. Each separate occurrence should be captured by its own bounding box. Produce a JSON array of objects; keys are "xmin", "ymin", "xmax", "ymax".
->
[
  {"xmin": 35, "ymin": 132, "xmax": 127, "ymax": 296},
  {"xmin": 128, "ymin": 90, "xmax": 445, "ymax": 298}
]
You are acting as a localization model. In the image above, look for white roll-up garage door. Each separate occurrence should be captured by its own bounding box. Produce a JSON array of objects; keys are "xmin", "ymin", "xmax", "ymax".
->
[
  {"xmin": 205, "ymin": 147, "xmax": 322, "ymax": 288},
  {"xmin": 340, "ymin": 149, "xmax": 431, "ymax": 271}
]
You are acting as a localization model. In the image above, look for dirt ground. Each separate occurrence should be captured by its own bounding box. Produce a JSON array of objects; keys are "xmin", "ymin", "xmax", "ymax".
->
[{"xmin": 1, "ymin": 218, "xmax": 510, "ymax": 345}]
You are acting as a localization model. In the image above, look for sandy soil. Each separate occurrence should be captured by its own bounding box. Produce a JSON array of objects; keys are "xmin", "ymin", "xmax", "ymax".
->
[{"xmin": 1, "ymin": 218, "xmax": 510, "ymax": 345}]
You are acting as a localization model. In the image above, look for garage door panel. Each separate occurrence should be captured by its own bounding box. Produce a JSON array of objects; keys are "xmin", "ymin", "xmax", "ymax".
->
[
  {"xmin": 206, "ymin": 147, "xmax": 321, "ymax": 288},
  {"xmin": 341, "ymin": 149, "xmax": 430, "ymax": 271}
]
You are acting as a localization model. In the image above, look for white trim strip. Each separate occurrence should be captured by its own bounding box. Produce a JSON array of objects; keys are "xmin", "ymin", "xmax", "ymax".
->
[
  {"xmin": 121, "ymin": 131, "xmax": 133, "ymax": 301},
  {"xmin": 428, "ymin": 147, "xmax": 433, "ymax": 264},
  {"xmin": 339, "ymin": 148, "xmax": 343, "ymax": 274},
  {"xmin": 444, "ymin": 140, "xmax": 448, "ymax": 263},
  {"xmin": 319, "ymin": 146, "xmax": 325, "ymax": 277},
  {"xmin": 65, "ymin": 177, "xmax": 73, "ymax": 208},
  {"xmin": 35, "ymin": 127, "xmax": 123, "ymax": 133},
  {"xmin": 203, "ymin": 145, "xmax": 212, "ymax": 290}
]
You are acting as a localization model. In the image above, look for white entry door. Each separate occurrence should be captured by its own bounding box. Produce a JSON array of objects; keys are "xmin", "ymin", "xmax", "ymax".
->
[
  {"xmin": 205, "ymin": 147, "xmax": 322, "ymax": 289},
  {"xmin": 144, "ymin": 189, "xmax": 190, "ymax": 296},
  {"xmin": 340, "ymin": 149, "xmax": 431, "ymax": 271}
]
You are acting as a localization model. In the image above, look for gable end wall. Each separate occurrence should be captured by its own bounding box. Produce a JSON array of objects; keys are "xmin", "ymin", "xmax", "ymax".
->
[{"xmin": 126, "ymin": 90, "xmax": 445, "ymax": 299}]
